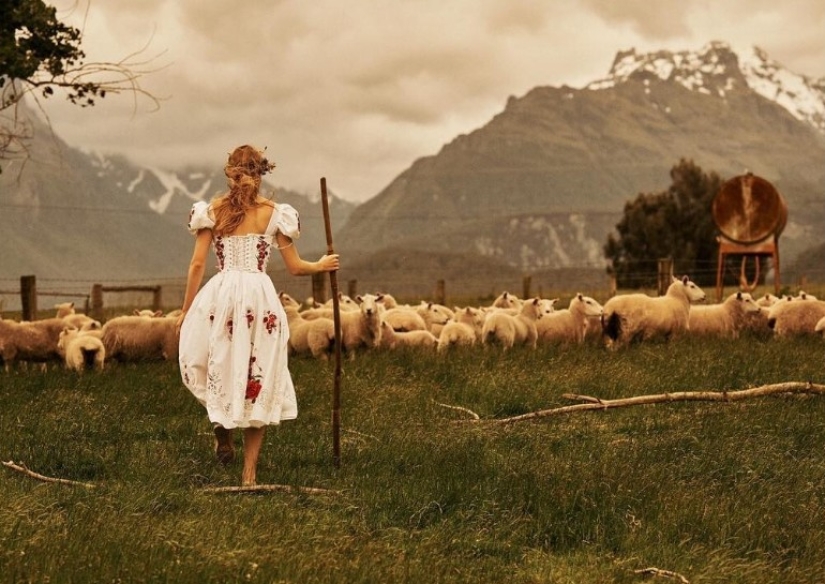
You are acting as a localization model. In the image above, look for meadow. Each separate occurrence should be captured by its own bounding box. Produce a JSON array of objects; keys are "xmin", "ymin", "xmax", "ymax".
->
[{"xmin": 2, "ymin": 334, "xmax": 825, "ymax": 583}]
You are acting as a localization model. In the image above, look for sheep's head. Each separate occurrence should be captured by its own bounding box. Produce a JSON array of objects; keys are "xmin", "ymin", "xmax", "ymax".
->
[
  {"xmin": 574, "ymin": 293, "xmax": 604, "ymax": 317},
  {"xmin": 733, "ymin": 292, "xmax": 762, "ymax": 313}
]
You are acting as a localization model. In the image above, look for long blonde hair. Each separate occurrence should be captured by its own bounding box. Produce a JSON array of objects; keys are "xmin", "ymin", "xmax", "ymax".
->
[{"xmin": 211, "ymin": 145, "xmax": 275, "ymax": 235}]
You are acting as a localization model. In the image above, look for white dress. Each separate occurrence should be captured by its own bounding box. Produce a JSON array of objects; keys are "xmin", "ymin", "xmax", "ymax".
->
[{"xmin": 179, "ymin": 201, "xmax": 299, "ymax": 429}]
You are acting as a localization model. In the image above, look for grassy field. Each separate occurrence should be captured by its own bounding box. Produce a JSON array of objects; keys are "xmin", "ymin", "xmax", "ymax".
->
[{"xmin": 2, "ymin": 335, "xmax": 825, "ymax": 583}]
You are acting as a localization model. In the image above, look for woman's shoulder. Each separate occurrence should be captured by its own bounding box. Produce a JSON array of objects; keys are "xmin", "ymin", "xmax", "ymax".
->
[
  {"xmin": 267, "ymin": 202, "xmax": 301, "ymax": 238},
  {"xmin": 187, "ymin": 201, "xmax": 215, "ymax": 233}
]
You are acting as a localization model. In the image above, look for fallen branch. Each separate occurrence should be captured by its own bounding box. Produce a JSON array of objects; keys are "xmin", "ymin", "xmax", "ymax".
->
[
  {"xmin": 476, "ymin": 381, "xmax": 825, "ymax": 425},
  {"xmin": 434, "ymin": 401, "xmax": 480, "ymax": 420},
  {"xmin": 2, "ymin": 460, "xmax": 96, "ymax": 489},
  {"xmin": 201, "ymin": 483, "xmax": 341, "ymax": 496},
  {"xmin": 634, "ymin": 566, "xmax": 690, "ymax": 583}
]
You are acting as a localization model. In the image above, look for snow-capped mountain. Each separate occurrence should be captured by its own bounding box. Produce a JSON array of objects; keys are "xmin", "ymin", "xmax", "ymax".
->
[{"xmin": 587, "ymin": 41, "xmax": 825, "ymax": 134}]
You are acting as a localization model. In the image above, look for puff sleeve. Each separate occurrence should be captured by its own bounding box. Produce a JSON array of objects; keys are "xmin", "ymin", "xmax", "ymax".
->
[
  {"xmin": 187, "ymin": 201, "xmax": 215, "ymax": 234},
  {"xmin": 273, "ymin": 204, "xmax": 301, "ymax": 240}
]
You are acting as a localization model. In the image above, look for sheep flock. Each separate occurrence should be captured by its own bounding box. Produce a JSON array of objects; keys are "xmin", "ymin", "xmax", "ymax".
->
[{"xmin": 1, "ymin": 277, "xmax": 824, "ymax": 371}]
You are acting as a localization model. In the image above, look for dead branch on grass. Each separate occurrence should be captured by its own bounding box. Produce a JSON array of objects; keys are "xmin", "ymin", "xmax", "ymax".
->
[
  {"xmin": 464, "ymin": 381, "xmax": 825, "ymax": 425},
  {"xmin": 201, "ymin": 484, "xmax": 341, "ymax": 496},
  {"xmin": 634, "ymin": 566, "xmax": 690, "ymax": 583},
  {"xmin": 433, "ymin": 401, "xmax": 480, "ymax": 420},
  {"xmin": 2, "ymin": 460, "xmax": 96, "ymax": 489}
]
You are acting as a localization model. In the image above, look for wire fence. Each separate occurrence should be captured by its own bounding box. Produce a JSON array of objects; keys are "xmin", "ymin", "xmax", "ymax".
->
[{"xmin": 2, "ymin": 258, "xmax": 824, "ymax": 318}]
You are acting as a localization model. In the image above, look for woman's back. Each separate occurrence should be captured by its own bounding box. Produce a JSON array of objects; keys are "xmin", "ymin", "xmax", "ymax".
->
[{"xmin": 219, "ymin": 199, "xmax": 275, "ymax": 237}]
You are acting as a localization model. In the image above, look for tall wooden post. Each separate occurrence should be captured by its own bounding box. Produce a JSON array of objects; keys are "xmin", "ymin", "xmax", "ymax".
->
[{"xmin": 20, "ymin": 275, "xmax": 37, "ymax": 321}]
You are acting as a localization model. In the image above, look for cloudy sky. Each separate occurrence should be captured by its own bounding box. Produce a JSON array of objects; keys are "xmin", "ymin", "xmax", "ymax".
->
[{"xmin": 43, "ymin": 0, "xmax": 825, "ymax": 203}]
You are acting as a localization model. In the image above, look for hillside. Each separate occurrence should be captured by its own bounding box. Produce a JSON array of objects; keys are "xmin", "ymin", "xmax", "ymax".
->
[
  {"xmin": 336, "ymin": 42, "xmax": 825, "ymax": 273},
  {"xmin": 0, "ymin": 104, "xmax": 355, "ymax": 287}
]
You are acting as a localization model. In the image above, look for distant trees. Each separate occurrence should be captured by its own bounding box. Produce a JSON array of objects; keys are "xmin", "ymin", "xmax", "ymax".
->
[
  {"xmin": 0, "ymin": 0, "xmax": 159, "ymax": 172},
  {"xmin": 604, "ymin": 158, "xmax": 723, "ymax": 288}
]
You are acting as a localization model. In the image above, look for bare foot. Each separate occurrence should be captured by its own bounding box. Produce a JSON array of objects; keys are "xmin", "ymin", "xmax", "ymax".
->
[{"xmin": 213, "ymin": 425, "xmax": 235, "ymax": 465}]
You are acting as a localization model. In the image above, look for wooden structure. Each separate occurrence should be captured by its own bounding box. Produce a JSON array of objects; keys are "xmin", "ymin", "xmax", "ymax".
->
[{"xmin": 712, "ymin": 173, "xmax": 787, "ymax": 301}]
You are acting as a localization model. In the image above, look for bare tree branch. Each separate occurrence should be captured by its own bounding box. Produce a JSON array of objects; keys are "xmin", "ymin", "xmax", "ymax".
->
[{"xmin": 2, "ymin": 460, "xmax": 97, "ymax": 488}]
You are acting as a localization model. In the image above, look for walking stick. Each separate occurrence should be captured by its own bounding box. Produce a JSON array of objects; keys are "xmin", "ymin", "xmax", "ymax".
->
[{"xmin": 320, "ymin": 177, "xmax": 342, "ymax": 468}]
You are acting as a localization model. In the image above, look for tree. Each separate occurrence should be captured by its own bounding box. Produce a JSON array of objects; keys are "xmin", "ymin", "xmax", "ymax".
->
[
  {"xmin": 604, "ymin": 159, "xmax": 723, "ymax": 288},
  {"xmin": 0, "ymin": 0, "xmax": 159, "ymax": 171}
]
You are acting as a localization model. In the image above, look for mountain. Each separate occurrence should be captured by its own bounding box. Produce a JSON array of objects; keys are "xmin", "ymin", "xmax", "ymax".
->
[
  {"xmin": 336, "ymin": 41, "xmax": 825, "ymax": 277},
  {"xmin": 0, "ymin": 102, "xmax": 356, "ymax": 290}
]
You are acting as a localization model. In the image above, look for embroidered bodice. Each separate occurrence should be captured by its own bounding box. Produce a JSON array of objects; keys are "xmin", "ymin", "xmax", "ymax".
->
[
  {"xmin": 214, "ymin": 235, "xmax": 272, "ymax": 272},
  {"xmin": 186, "ymin": 200, "xmax": 301, "ymax": 274}
]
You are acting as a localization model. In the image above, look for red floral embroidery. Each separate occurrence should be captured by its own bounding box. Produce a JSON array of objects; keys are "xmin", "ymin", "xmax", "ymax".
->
[
  {"xmin": 227, "ymin": 317, "xmax": 234, "ymax": 338},
  {"xmin": 246, "ymin": 309, "xmax": 254, "ymax": 328},
  {"xmin": 263, "ymin": 311, "xmax": 278, "ymax": 334},
  {"xmin": 246, "ymin": 355, "xmax": 263, "ymax": 402},
  {"xmin": 214, "ymin": 237, "xmax": 225, "ymax": 270},
  {"xmin": 256, "ymin": 237, "xmax": 268, "ymax": 271}
]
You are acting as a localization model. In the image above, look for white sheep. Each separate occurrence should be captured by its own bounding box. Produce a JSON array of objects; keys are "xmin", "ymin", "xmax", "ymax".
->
[
  {"xmin": 383, "ymin": 307, "xmax": 428, "ymax": 332},
  {"xmin": 415, "ymin": 301, "xmax": 454, "ymax": 336},
  {"xmin": 481, "ymin": 297, "xmax": 543, "ymax": 349},
  {"xmin": 491, "ymin": 291, "xmax": 522, "ymax": 311},
  {"xmin": 101, "ymin": 315, "xmax": 178, "ymax": 361},
  {"xmin": 57, "ymin": 326, "xmax": 106, "ymax": 372},
  {"xmin": 0, "ymin": 317, "xmax": 66, "ymax": 366},
  {"xmin": 379, "ymin": 321, "xmax": 438, "ymax": 350},
  {"xmin": 62, "ymin": 312, "xmax": 101, "ymax": 330},
  {"xmin": 601, "ymin": 276, "xmax": 706, "ymax": 348},
  {"xmin": 536, "ymin": 294, "xmax": 603, "ymax": 345},
  {"xmin": 687, "ymin": 291, "xmax": 762, "ymax": 338},
  {"xmin": 437, "ymin": 306, "xmax": 486, "ymax": 352},
  {"xmin": 339, "ymin": 293, "xmax": 384, "ymax": 356},
  {"xmin": 766, "ymin": 298, "xmax": 825, "ymax": 337},
  {"xmin": 54, "ymin": 302, "xmax": 76, "ymax": 318},
  {"xmin": 284, "ymin": 304, "xmax": 336, "ymax": 359},
  {"xmin": 755, "ymin": 293, "xmax": 781, "ymax": 308},
  {"xmin": 301, "ymin": 293, "xmax": 361, "ymax": 320}
]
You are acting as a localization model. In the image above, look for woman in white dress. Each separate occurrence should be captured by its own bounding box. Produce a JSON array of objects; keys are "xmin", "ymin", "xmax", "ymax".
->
[{"xmin": 177, "ymin": 144, "xmax": 339, "ymax": 486}]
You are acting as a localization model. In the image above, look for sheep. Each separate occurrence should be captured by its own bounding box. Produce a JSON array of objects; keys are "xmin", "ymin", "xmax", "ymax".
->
[
  {"xmin": 339, "ymin": 293, "xmax": 384, "ymax": 357},
  {"xmin": 300, "ymin": 292, "xmax": 360, "ymax": 320},
  {"xmin": 57, "ymin": 326, "xmax": 106, "ymax": 372},
  {"xmin": 766, "ymin": 297, "xmax": 825, "ymax": 337},
  {"xmin": 601, "ymin": 275, "xmax": 706, "ymax": 348},
  {"xmin": 755, "ymin": 293, "xmax": 781, "ymax": 308},
  {"xmin": 536, "ymin": 294, "xmax": 603, "ymax": 345},
  {"xmin": 0, "ymin": 317, "xmax": 66, "ymax": 366},
  {"xmin": 687, "ymin": 291, "xmax": 762, "ymax": 338},
  {"xmin": 376, "ymin": 293, "xmax": 400, "ymax": 309},
  {"xmin": 54, "ymin": 302, "xmax": 76, "ymax": 318},
  {"xmin": 383, "ymin": 307, "xmax": 428, "ymax": 332},
  {"xmin": 415, "ymin": 301, "xmax": 454, "ymax": 336},
  {"xmin": 133, "ymin": 309, "xmax": 164, "ymax": 318},
  {"xmin": 378, "ymin": 321, "xmax": 438, "ymax": 350},
  {"xmin": 481, "ymin": 297, "xmax": 543, "ymax": 349},
  {"xmin": 62, "ymin": 312, "xmax": 101, "ymax": 330},
  {"xmin": 101, "ymin": 315, "xmax": 178, "ymax": 361},
  {"xmin": 491, "ymin": 291, "xmax": 522, "ymax": 311},
  {"xmin": 437, "ymin": 306, "xmax": 486, "ymax": 352},
  {"xmin": 284, "ymin": 304, "xmax": 336, "ymax": 359}
]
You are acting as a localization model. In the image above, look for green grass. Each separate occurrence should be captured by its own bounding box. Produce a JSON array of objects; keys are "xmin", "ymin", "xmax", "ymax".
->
[{"xmin": 2, "ymin": 337, "xmax": 825, "ymax": 583}]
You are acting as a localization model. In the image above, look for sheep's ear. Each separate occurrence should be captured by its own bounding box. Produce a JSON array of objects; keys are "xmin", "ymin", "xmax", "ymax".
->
[
  {"xmin": 376, "ymin": 293, "xmax": 384, "ymax": 302},
  {"xmin": 576, "ymin": 293, "xmax": 583, "ymax": 300},
  {"xmin": 736, "ymin": 291, "xmax": 743, "ymax": 300},
  {"xmin": 355, "ymin": 295, "xmax": 363, "ymax": 303},
  {"xmin": 681, "ymin": 275, "xmax": 689, "ymax": 284},
  {"xmin": 133, "ymin": 309, "xmax": 141, "ymax": 316}
]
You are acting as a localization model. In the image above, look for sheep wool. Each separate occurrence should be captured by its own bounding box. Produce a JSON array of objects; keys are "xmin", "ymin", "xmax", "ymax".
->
[{"xmin": 601, "ymin": 276, "xmax": 706, "ymax": 348}]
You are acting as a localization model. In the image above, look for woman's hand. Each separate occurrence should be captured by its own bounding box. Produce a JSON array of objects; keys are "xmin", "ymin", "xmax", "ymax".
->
[
  {"xmin": 317, "ymin": 254, "xmax": 340, "ymax": 273},
  {"xmin": 175, "ymin": 311, "xmax": 187, "ymax": 335}
]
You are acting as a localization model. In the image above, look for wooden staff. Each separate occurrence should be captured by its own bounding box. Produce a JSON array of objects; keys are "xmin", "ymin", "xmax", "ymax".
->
[{"xmin": 320, "ymin": 177, "xmax": 343, "ymax": 467}]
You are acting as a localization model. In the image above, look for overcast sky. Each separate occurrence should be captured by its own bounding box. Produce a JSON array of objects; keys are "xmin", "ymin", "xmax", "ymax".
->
[{"xmin": 43, "ymin": 0, "xmax": 825, "ymax": 203}]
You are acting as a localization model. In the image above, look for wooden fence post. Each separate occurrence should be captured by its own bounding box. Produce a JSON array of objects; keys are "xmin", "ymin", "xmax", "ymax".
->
[
  {"xmin": 434, "ymin": 279, "xmax": 446, "ymax": 305},
  {"xmin": 91, "ymin": 284, "xmax": 104, "ymax": 321},
  {"xmin": 348, "ymin": 279, "xmax": 358, "ymax": 299},
  {"xmin": 152, "ymin": 286, "xmax": 163, "ymax": 312},
  {"xmin": 522, "ymin": 275, "xmax": 532, "ymax": 299},
  {"xmin": 312, "ymin": 273, "xmax": 327, "ymax": 305},
  {"xmin": 657, "ymin": 258, "xmax": 673, "ymax": 296},
  {"xmin": 20, "ymin": 275, "xmax": 36, "ymax": 321}
]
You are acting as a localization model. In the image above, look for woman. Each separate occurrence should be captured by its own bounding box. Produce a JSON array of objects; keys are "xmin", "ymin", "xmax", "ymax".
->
[{"xmin": 177, "ymin": 144, "xmax": 339, "ymax": 486}]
